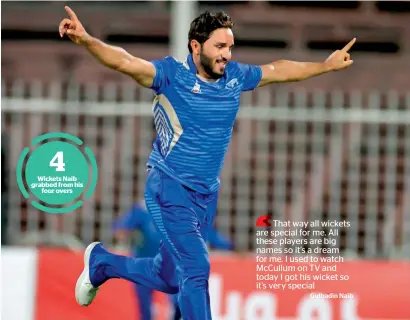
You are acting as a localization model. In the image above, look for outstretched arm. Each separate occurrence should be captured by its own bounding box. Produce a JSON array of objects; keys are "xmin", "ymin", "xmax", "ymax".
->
[
  {"xmin": 257, "ymin": 38, "xmax": 356, "ymax": 87},
  {"xmin": 59, "ymin": 6, "xmax": 156, "ymax": 88}
]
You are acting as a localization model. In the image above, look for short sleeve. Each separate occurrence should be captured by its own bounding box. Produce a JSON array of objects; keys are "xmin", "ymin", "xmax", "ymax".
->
[
  {"xmin": 237, "ymin": 63, "xmax": 262, "ymax": 91},
  {"xmin": 149, "ymin": 56, "xmax": 177, "ymax": 95}
]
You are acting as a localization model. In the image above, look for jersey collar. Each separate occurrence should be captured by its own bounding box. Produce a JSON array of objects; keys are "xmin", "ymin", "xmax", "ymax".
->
[{"xmin": 186, "ymin": 54, "xmax": 198, "ymax": 74}]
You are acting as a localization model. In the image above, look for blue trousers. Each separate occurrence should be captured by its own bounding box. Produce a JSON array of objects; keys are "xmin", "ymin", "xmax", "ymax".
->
[
  {"xmin": 170, "ymin": 293, "xmax": 182, "ymax": 320},
  {"xmin": 134, "ymin": 284, "xmax": 153, "ymax": 320},
  {"xmin": 90, "ymin": 167, "xmax": 217, "ymax": 320},
  {"xmin": 134, "ymin": 284, "xmax": 181, "ymax": 320}
]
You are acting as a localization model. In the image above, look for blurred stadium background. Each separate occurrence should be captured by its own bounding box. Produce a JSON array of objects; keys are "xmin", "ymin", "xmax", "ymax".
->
[{"xmin": 1, "ymin": 1, "xmax": 410, "ymax": 320}]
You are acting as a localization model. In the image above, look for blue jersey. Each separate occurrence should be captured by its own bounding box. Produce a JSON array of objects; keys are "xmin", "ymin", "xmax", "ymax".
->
[{"xmin": 147, "ymin": 54, "xmax": 262, "ymax": 194}]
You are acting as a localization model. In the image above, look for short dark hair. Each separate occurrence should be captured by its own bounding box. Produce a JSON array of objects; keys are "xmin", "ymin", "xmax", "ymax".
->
[{"xmin": 188, "ymin": 11, "xmax": 234, "ymax": 53}]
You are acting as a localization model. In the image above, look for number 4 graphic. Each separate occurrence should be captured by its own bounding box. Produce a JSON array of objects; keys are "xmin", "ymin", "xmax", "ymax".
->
[{"xmin": 50, "ymin": 151, "xmax": 66, "ymax": 172}]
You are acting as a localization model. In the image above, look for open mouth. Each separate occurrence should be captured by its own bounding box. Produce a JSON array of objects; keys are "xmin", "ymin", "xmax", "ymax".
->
[{"xmin": 217, "ymin": 61, "xmax": 227, "ymax": 68}]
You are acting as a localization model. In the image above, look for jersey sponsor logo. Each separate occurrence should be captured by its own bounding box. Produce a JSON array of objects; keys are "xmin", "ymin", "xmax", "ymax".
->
[{"xmin": 192, "ymin": 80, "xmax": 201, "ymax": 94}]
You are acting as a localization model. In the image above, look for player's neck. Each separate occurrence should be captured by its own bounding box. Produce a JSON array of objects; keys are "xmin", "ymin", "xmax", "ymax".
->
[
  {"xmin": 193, "ymin": 60, "xmax": 218, "ymax": 83},
  {"xmin": 195, "ymin": 64, "xmax": 212, "ymax": 80}
]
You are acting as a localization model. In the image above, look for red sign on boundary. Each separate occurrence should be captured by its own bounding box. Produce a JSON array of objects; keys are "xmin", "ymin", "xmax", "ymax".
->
[{"xmin": 35, "ymin": 250, "xmax": 410, "ymax": 320}]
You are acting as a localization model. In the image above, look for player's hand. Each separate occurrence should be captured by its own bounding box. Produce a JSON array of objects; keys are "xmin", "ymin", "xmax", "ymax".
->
[
  {"xmin": 324, "ymin": 38, "xmax": 356, "ymax": 71},
  {"xmin": 59, "ymin": 6, "xmax": 90, "ymax": 45}
]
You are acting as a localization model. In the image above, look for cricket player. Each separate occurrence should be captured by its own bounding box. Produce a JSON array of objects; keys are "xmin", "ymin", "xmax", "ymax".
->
[
  {"xmin": 60, "ymin": 6, "xmax": 355, "ymax": 320},
  {"xmin": 113, "ymin": 200, "xmax": 233, "ymax": 320}
]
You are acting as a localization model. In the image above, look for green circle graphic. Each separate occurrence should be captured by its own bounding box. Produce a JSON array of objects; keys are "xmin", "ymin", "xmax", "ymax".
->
[
  {"xmin": 25, "ymin": 141, "xmax": 89, "ymax": 205},
  {"xmin": 16, "ymin": 132, "xmax": 98, "ymax": 214}
]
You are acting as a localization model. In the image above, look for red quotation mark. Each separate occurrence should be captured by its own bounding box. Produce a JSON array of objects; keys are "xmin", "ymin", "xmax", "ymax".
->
[{"xmin": 256, "ymin": 214, "xmax": 273, "ymax": 227}]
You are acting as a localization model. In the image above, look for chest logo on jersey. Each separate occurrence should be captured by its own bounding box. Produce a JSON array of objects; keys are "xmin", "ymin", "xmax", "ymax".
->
[
  {"xmin": 191, "ymin": 81, "xmax": 201, "ymax": 94},
  {"xmin": 226, "ymin": 78, "xmax": 238, "ymax": 89}
]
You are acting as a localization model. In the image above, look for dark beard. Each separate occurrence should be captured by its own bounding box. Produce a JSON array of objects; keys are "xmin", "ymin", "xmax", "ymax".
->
[{"xmin": 199, "ymin": 50, "xmax": 225, "ymax": 80}]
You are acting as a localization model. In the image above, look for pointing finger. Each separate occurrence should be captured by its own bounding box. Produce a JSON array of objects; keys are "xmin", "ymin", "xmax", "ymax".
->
[
  {"xmin": 342, "ymin": 38, "xmax": 356, "ymax": 53},
  {"xmin": 65, "ymin": 6, "xmax": 79, "ymax": 22}
]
